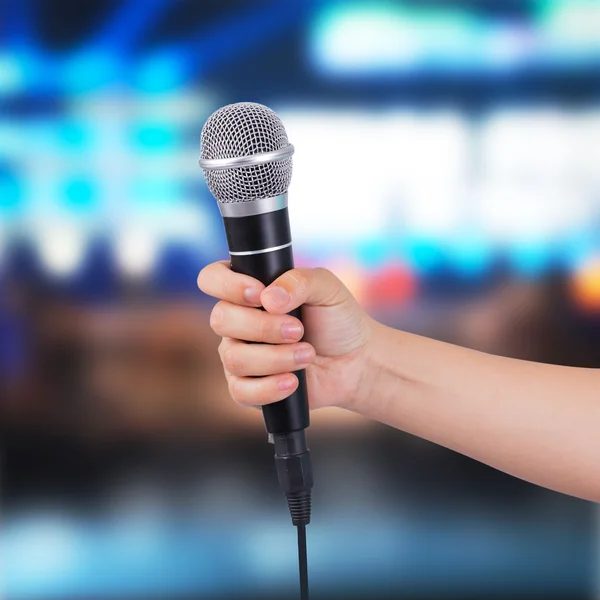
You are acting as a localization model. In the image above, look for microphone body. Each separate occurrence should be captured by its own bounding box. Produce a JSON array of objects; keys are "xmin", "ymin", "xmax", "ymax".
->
[
  {"xmin": 223, "ymin": 202, "xmax": 309, "ymax": 434},
  {"xmin": 200, "ymin": 103, "xmax": 313, "ymax": 526}
]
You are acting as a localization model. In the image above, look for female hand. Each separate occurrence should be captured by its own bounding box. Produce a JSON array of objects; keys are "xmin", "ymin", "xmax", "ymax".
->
[{"xmin": 197, "ymin": 262, "xmax": 374, "ymax": 411}]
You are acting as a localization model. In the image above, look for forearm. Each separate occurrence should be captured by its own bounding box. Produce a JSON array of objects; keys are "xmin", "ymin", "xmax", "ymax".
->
[{"xmin": 355, "ymin": 321, "xmax": 600, "ymax": 502}]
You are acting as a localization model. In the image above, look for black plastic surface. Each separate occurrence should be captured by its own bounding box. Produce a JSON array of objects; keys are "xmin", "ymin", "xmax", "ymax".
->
[
  {"xmin": 226, "ymin": 208, "xmax": 310, "ymax": 435},
  {"xmin": 223, "ymin": 207, "xmax": 291, "ymax": 253}
]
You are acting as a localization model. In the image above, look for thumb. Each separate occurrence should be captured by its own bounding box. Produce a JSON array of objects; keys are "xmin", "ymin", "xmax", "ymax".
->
[{"xmin": 260, "ymin": 267, "xmax": 350, "ymax": 314}]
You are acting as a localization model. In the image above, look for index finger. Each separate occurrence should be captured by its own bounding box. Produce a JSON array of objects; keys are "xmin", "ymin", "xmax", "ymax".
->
[{"xmin": 197, "ymin": 260, "xmax": 265, "ymax": 307}]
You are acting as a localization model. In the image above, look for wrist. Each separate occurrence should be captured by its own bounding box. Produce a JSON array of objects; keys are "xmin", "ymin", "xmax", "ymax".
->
[
  {"xmin": 349, "ymin": 321, "xmax": 425, "ymax": 422},
  {"xmin": 349, "ymin": 320, "xmax": 399, "ymax": 416}
]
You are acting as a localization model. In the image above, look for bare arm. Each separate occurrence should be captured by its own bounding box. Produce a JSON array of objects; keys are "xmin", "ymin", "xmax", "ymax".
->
[
  {"xmin": 357, "ymin": 321, "xmax": 600, "ymax": 502},
  {"xmin": 198, "ymin": 262, "xmax": 600, "ymax": 503}
]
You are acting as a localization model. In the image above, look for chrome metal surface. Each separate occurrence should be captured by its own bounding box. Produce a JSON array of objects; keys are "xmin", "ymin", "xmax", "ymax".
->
[
  {"xmin": 218, "ymin": 194, "xmax": 288, "ymax": 217},
  {"xmin": 199, "ymin": 144, "xmax": 294, "ymax": 170},
  {"xmin": 229, "ymin": 241, "xmax": 292, "ymax": 256},
  {"xmin": 200, "ymin": 102, "xmax": 293, "ymax": 203}
]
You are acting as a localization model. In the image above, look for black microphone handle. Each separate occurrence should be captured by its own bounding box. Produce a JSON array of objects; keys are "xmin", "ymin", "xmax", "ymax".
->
[{"xmin": 223, "ymin": 207, "xmax": 310, "ymax": 435}]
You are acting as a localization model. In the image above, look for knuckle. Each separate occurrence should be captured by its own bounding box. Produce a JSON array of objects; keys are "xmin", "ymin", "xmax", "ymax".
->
[
  {"xmin": 229, "ymin": 378, "xmax": 251, "ymax": 406},
  {"xmin": 314, "ymin": 266, "xmax": 333, "ymax": 279},
  {"xmin": 313, "ymin": 267, "xmax": 344, "ymax": 303},
  {"xmin": 222, "ymin": 347, "xmax": 242, "ymax": 375},
  {"xmin": 222, "ymin": 276, "xmax": 232, "ymax": 300},
  {"xmin": 209, "ymin": 302, "xmax": 225, "ymax": 332},
  {"xmin": 287, "ymin": 269, "xmax": 311, "ymax": 296},
  {"xmin": 197, "ymin": 266, "xmax": 209, "ymax": 291},
  {"xmin": 217, "ymin": 338, "xmax": 229, "ymax": 360},
  {"xmin": 256, "ymin": 313, "xmax": 270, "ymax": 342}
]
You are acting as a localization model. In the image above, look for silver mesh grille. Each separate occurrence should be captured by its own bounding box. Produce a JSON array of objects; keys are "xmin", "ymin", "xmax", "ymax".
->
[{"xmin": 200, "ymin": 102, "xmax": 292, "ymax": 203}]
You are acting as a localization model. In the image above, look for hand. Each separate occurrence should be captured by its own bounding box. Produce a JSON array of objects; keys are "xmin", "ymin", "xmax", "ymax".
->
[{"xmin": 197, "ymin": 261, "xmax": 374, "ymax": 411}]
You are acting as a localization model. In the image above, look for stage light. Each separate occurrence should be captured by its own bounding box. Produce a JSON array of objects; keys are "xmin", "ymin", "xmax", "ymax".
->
[
  {"xmin": 2, "ymin": 515, "xmax": 81, "ymax": 594},
  {"xmin": 133, "ymin": 50, "xmax": 186, "ymax": 94},
  {"xmin": 114, "ymin": 226, "xmax": 159, "ymax": 279},
  {"xmin": 61, "ymin": 177, "xmax": 98, "ymax": 214},
  {"xmin": 159, "ymin": 202, "xmax": 219, "ymax": 252},
  {"xmin": 130, "ymin": 122, "xmax": 179, "ymax": 153},
  {"xmin": 364, "ymin": 262, "xmax": 416, "ymax": 308},
  {"xmin": 571, "ymin": 254, "xmax": 600, "ymax": 312},
  {"xmin": 36, "ymin": 223, "xmax": 88, "ymax": 277},
  {"xmin": 280, "ymin": 110, "xmax": 388, "ymax": 244},
  {"xmin": 310, "ymin": 4, "xmax": 420, "ymax": 75},
  {"xmin": 404, "ymin": 237, "xmax": 444, "ymax": 274},
  {"xmin": 58, "ymin": 120, "xmax": 94, "ymax": 151},
  {"xmin": 0, "ymin": 53, "xmax": 25, "ymax": 94},
  {"xmin": 477, "ymin": 178, "xmax": 592, "ymax": 250},
  {"xmin": 509, "ymin": 242, "xmax": 552, "ymax": 278},
  {"xmin": 129, "ymin": 178, "xmax": 181, "ymax": 213},
  {"xmin": 452, "ymin": 235, "xmax": 493, "ymax": 278},
  {"xmin": 281, "ymin": 107, "xmax": 469, "ymax": 255},
  {"xmin": 0, "ymin": 171, "xmax": 24, "ymax": 219},
  {"xmin": 309, "ymin": 3, "xmax": 516, "ymax": 77},
  {"xmin": 481, "ymin": 108, "xmax": 578, "ymax": 182},
  {"xmin": 0, "ymin": 123, "xmax": 23, "ymax": 158},
  {"xmin": 62, "ymin": 51, "xmax": 120, "ymax": 94},
  {"xmin": 540, "ymin": 0, "xmax": 600, "ymax": 51}
]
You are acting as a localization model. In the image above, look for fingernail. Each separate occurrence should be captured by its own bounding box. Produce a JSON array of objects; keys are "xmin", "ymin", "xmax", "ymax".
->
[
  {"xmin": 281, "ymin": 323, "xmax": 303, "ymax": 340},
  {"xmin": 278, "ymin": 375, "xmax": 297, "ymax": 391},
  {"xmin": 295, "ymin": 346, "xmax": 314, "ymax": 364},
  {"xmin": 244, "ymin": 287, "xmax": 262, "ymax": 305},
  {"xmin": 263, "ymin": 286, "xmax": 290, "ymax": 309}
]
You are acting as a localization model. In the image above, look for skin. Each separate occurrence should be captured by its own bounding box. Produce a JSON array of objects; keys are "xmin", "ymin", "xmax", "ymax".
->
[{"xmin": 198, "ymin": 262, "xmax": 600, "ymax": 503}]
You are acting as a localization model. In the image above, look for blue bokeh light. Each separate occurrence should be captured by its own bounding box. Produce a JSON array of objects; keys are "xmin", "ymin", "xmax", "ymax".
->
[{"xmin": 60, "ymin": 177, "xmax": 98, "ymax": 214}]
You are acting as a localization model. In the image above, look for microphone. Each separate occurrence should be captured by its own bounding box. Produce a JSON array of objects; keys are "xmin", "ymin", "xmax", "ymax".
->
[{"xmin": 199, "ymin": 102, "xmax": 313, "ymax": 527}]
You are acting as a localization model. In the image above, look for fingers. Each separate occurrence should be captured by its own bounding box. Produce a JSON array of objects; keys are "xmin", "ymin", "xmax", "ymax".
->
[
  {"xmin": 226, "ymin": 372, "xmax": 299, "ymax": 407},
  {"xmin": 199, "ymin": 263, "xmax": 350, "ymax": 317},
  {"xmin": 210, "ymin": 302, "xmax": 304, "ymax": 344},
  {"xmin": 260, "ymin": 267, "xmax": 350, "ymax": 314},
  {"xmin": 198, "ymin": 260, "xmax": 265, "ymax": 307},
  {"xmin": 219, "ymin": 338, "xmax": 315, "ymax": 377}
]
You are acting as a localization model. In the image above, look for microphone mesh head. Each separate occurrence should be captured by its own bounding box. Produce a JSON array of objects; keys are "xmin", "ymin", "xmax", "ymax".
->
[{"xmin": 200, "ymin": 102, "xmax": 292, "ymax": 203}]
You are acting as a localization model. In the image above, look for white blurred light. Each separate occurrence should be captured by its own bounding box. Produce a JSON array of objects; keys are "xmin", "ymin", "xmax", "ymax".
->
[
  {"xmin": 279, "ymin": 108, "xmax": 469, "ymax": 244},
  {"xmin": 481, "ymin": 108, "xmax": 579, "ymax": 181},
  {"xmin": 477, "ymin": 178, "xmax": 593, "ymax": 243},
  {"xmin": 0, "ymin": 124, "xmax": 24, "ymax": 158},
  {"xmin": 281, "ymin": 110, "xmax": 388, "ymax": 243},
  {"xmin": 162, "ymin": 202, "xmax": 218, "ymax": 251},
  {"xmin": 36, "ymin": 223, "xmax": 88, "ymax": 277},
  {"xmin": 543, "ymin": 0, "xmax": 600, "ymax": 49},
  {"xmin": 406, "ymin": 184, "xmax": 468, "ymax": 237},
  {"xmin": 311, "ymin": 7, "xmax": 420, "ymax": 74},
  {"xmin": 114, "ymin": 226, "xmax": 159, "ymax": 278},
  {"xmin": 576, "ymin": 110, "xmax": 600, "ymax": 189},
  {"xmin": 397, "ymin": 112, "xmax": 470, "ymax": 184},
  {"xmin": 132, "ymin": 91, "xmax": 213, "ymax": 125}
]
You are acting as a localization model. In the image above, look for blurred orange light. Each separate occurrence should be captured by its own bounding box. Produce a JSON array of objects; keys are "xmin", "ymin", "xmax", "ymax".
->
[{"xmin": 571, "ymin": 256, "xmax": 600, "ymax": 312}]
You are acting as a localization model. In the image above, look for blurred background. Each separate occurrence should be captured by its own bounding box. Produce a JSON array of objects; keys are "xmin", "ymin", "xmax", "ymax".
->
[{"xmin": 1, "ymin": 0, "xmax": 600, "ymax": 598}]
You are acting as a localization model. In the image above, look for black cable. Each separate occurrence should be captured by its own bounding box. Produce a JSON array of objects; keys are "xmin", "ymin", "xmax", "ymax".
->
[{"xmin": 297, "ymin": 524, "xmax": 309, "ymax": 600}]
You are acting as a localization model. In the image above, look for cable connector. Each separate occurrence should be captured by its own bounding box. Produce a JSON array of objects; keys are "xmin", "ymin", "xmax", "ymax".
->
[{"xmin": 272, "ymin": 430, "xmax": 313, "ymax": 526}]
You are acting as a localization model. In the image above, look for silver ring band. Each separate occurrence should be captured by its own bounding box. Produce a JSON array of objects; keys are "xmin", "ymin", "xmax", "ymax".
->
[
  {"xmin": 218, "ymin": 194, "xmax": 288, "ymax": 217},
  {"xmin": 199, "ymin": 144, "xmax": 294, "ymax": 170},
  {"xmin": 229, "ymin": 241, "xmax": 292, "ymax": 256}
]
